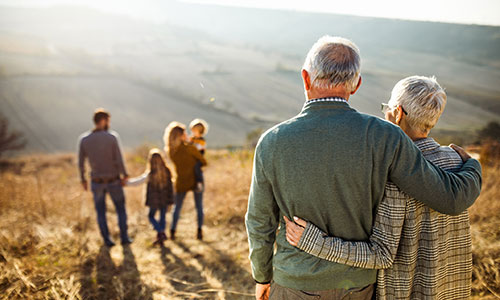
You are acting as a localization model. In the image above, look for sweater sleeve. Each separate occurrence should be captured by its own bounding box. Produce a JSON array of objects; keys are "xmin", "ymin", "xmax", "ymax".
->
[
  {"xmin": 389, "ymin": 133, "xmax": 482, "ymax": 216},
  {"xmin": 245, "ymin": 145, "xmax": 279, "ymax": 284},
  {"xmin": 111, "ymin": 134, "xmax": 128, "ymax": 177},
  {"xmin": 297, "ymin": 183, "xmax": 405, "ymax": 269}
]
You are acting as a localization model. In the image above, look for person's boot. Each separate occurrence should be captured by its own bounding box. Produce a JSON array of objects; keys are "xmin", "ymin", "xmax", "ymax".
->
[
  {"xmin": 170, "ymin": 229, "xmax": 175, "ymax": 241},
  {"xmin": 121, "ymin": 237, "xmax": 133, "ymax": 245},
  {"xmin": 197, "ymin": 228, "xmax": 203, "ymax": 240},
  {"xmin": 153, "ymin": 232, "xmax": 162, "ymax": 246},
  {"xmin": 160, "ymin": 232, "xmax": 167, "ymax": 242},
  {"xmin": 104, "ymin": 238, "xmax": 116, "ymax": 247}
]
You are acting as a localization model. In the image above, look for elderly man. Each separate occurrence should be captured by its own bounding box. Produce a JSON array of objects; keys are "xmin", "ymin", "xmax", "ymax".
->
[
  {"xmin": 78, "ymin": 109, "xmax": 132, "ymax": 247},
  {"xmin": 285, "ymin": 76, "xmax": 475, "ymax": 299},
  {"xmin": 245, "ymin": 36, "xmax": 482, "ymax": 300}
]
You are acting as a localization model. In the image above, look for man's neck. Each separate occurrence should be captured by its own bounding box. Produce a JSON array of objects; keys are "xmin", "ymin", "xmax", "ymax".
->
[{"xmin": 306, "ymin": 89, "xmax": 351, "ymax": 102}]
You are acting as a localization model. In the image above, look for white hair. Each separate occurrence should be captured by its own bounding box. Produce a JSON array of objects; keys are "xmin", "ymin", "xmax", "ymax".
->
[
  {"xmin": 302, "ymin": 36, "xmax": 361, "ymax": 92},
  {"xmin": 388, "ymin": 75, "xmax": 447, "ymax": 134}
]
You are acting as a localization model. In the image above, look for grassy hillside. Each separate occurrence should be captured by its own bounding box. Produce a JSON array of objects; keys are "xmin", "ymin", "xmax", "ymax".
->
[
  {"xmin": 0, "ymin": 149, "xmax": 499, "ymax": 299},
  {"xmin": 0, "ymin": 5, "xmax": 498, "ymax": 152}
]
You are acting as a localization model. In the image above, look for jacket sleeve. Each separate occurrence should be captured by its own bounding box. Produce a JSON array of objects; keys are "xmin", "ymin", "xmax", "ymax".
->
[
  {"xmin": 389, "ymin": 133, "xmax": 482, "ymax": 216},
  {"xmin": 297, "ymin": 183, "xmax": 405, "ymax": 269},
  {"xmin": 126, "ymin": 172, "xmax": 148, "ymax": 186},
  {"xmin": 245, "ymin": 146, "xmax": 279, "ymax": 284},
  {"xmin": 188, "ymin": 145, "xmax": 207, "ymax": 166},
  {"xmin": 166, "ymin": 167, "xmax": 174, "ymax": 202}
]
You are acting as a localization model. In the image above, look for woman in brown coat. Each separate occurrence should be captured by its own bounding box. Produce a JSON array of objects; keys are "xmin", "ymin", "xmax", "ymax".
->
[{"xmin": 164, "ymin": 122, "xmax": 207, "ymax": 240}]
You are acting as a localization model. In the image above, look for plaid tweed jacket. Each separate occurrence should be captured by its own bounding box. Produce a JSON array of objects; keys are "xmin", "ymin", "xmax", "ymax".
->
[{"xmin": 298, "ymin": 137, "xmax": 472, "ymax": 299}]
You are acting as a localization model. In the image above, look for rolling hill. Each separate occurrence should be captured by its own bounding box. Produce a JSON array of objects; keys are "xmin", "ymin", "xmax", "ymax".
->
[{"xmin": 0, "ymin": 3, "xmax": 498, "ymax": 152}]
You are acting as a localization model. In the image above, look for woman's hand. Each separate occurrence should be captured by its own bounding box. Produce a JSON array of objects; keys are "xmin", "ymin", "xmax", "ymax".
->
[{"xmin": 283, "ymin": 216, "xmax": 307, "ymax": 246}]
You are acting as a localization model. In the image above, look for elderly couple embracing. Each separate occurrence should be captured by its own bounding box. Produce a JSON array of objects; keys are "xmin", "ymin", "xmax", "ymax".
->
[
  {"xmin": 78, "ymin": 111, "xmax": 208, "ymax": 247},
  {"xmin": 245, "ymin": 36, "xmax": 482, "ymax": 300}
]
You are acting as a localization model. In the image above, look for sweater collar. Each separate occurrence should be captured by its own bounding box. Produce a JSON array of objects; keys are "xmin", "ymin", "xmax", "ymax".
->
[{"xmin": 302, "ymin": 97, "xmax": 350, "ymax": 111}]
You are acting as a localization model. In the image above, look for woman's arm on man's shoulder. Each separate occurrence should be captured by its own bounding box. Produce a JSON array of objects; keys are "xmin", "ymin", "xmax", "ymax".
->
[
  {"xmin": 285, "ymin": 182, "xmax": 406, "ymax": 269},
  {"xmin": 389, "ymin": 132, "xmax": 481, "ymax": 215}
]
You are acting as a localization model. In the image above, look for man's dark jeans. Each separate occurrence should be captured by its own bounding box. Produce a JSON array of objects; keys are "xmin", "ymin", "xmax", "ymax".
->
[{"xmin": 91, "ymin": 180, "xmax": 129, "ymax": 243}]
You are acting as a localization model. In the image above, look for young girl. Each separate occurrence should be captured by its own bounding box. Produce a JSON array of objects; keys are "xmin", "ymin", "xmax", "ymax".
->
[
  {"xmin": 127, "ymin": 148, "xmax": 174, "ymax": 245},
  {"xmin": 164, "ymin": 122, "xmax": 207, "ymax": 240}
]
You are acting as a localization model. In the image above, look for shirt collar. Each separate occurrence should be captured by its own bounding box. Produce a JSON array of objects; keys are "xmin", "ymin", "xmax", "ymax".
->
[
  {"xmin": 306, "ymin": 97, "xmax": 348, "ymax": 104},
  {"xmin": 302, "ymin": 97, "xmax": 349, "ymax": 110},
  {"xmin": 414, "ymin": 137, "xmax": 440, "ymax": 152}
]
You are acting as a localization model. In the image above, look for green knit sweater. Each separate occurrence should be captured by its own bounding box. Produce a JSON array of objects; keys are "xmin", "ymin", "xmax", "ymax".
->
[{"xmin": 245, "ymin": 100, "xmax": 482, "ymax": 291}]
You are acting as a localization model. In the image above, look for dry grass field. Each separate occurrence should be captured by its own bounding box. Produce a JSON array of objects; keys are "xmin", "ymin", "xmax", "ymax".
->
[{"xmin": 0, "ymin": 147, "xmax": 499, "ymax": 299}]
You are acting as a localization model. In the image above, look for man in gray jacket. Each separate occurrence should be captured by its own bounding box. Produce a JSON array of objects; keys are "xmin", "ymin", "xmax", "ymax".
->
[{"xmin": 78, "ymin": 108, "xmax": 131, "ymax": 247}]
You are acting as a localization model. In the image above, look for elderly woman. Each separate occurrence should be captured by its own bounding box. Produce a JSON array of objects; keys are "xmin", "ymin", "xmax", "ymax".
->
[
  {"xmin": 285, "ymin": 76, "xmax": 473, "ymax": 300},
  {"xmin": 164, "ymin": 122, "xmax": 207, "ymax": 240}
]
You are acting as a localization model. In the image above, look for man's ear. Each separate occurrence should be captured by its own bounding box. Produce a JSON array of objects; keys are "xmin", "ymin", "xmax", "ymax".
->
[
  {"xmin": 395, "ymin": 106, "xmax": 404, "ymax": 125},
  {"xmin": 301, "ymin": 69, "xmax": 311, "ymax": 91},
  {"xmin": 350, "ymin": 76, "xmax": 362, "ymax": 95}
]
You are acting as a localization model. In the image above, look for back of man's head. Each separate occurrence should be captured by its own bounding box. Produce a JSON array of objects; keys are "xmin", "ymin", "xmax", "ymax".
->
[
  {"xmin": 93, "ymin": 108, "xmax": 110, "ymax": 125},
  {"xmin": 303, "ymin": 36, "xmax": 361, "ymax": 92}
]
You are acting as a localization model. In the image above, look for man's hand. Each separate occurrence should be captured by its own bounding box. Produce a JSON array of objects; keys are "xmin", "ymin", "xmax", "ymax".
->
[
  {"xmin": 121, "ymin": 176, "xmax": 129, "ymax": 187},
  {"xmin": 450, "ymin": 144, "xmax": 471, "ymax": 162},
  {"xmin": 81, "ymin": 181, "xmax": 88, "ymax": 191},
  {"xmin": 255, "ymin": 283, "xmax": 270, "ymax": 300},
  {"xmin": 284, "ymin": 216, "xmax": 307, "ymax": 246}
]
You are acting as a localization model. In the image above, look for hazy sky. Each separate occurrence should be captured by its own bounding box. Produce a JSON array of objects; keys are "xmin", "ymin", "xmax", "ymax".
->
[
  {"xmin": 0, "ymin": 0, "xmax": 499, "ymax": 26},
  {"xmin": 188, "ymin": 0, "xmax": 500, "ymax": 26}
]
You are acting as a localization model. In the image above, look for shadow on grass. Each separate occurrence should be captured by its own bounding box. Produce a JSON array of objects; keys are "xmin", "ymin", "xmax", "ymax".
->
[
  {"xmin": 175, "ymin": 240, "xmax": 254, "ymax": 298},
  {"xmin": 79, "ymin": 245, "xmax": 118, "ymax": 300},
  {"xmin": 159, "ymin": 244, "xmax": 211, "ymax": 298},
  {"xmin": 122, "ymin": 244, "xmax": 154, "ymax": 299},
  {"xmin": 79, "ymin": 245, "xmax": 153, "ymax": 300}
]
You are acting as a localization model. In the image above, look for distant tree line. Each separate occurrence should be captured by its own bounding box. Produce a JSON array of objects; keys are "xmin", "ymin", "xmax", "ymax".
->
[{"xmin": 477, "ymin": 121, "xmax": 500, "ymax": 142}]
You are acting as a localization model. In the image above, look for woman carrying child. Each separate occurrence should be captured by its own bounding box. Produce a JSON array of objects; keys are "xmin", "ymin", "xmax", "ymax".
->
[
  {"xmin": 164, "ymin": 121, "xmax": 207, "ymax": 240},
  {"xmin": 127, "ymin": 148, "xmax": 174, "ymax": 245}
]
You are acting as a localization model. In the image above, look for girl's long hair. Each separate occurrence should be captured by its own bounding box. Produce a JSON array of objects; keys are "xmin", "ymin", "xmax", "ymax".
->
[
  {"xmin": 163, "ymin": 121, "xmax": 186, "ymax": 156},
  {"xmin": 146, "ymin": 148, "xmax": 170, "ymax": 189}
]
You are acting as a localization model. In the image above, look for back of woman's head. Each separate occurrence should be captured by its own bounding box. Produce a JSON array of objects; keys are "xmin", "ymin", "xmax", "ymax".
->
[
  {"xmin": 163, "ymin": 121, "xmax": 186, "ymax": 155},
  {"xmin": 389, "ymin": 75, "xmax": 446, "ymax": 135}
]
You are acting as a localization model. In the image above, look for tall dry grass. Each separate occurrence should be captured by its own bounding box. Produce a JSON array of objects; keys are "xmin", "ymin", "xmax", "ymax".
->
[{"xmin": 0, "ymin": 147, "xmax": 499, "ymax": 299}]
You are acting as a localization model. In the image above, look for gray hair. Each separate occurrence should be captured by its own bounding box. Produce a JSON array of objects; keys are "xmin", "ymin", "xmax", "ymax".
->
[
  {"xmin": 302, "ymin": 36, "xmax": 361, "ymax": 91},
  {"xmin": 388, "ymin": 76, "xmax": 447, "ymax": 134}
]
